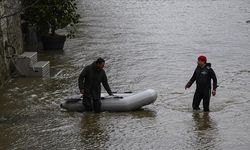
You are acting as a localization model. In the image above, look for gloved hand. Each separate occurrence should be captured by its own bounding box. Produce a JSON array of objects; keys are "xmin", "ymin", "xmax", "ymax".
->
[
  {"xmin": 185, "ymin": 84, "xmax": 190, "ymax": 90},
  {"xmin": 80, "ymin": 89, "xmax": 84, "ymax": 95},
  {"xmin": 212, "ymin": 90, "xmax": 216, "ymax": 96}
]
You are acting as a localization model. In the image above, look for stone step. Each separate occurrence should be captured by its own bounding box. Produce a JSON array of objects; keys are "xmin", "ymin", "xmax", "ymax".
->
[
  {"xmin": 18, "ymin": 52, "xmax": 38, "ymax": 66},
  {"xmin": 14, "ymin": 52, "xmax": 50, "ymax": 77},
  {"xmin": 31, "ymin": 61, "xmax": 50, "ymax": 78}
]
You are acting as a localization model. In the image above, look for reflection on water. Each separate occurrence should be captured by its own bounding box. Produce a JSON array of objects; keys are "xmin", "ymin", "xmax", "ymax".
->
[
  {"xmin": 193, "ymin": 112, "xmax": 213, "ymax": 131},
  {"xmin": 108, "ymin": 109, "xmax": 157, "ymax": 119},
  {"xmin": 192, "ymin": 112, "xmax": 219, "ymax": 150},
  {"xmin": 80, "ymin": 114, "xmax": 109, "ymax": 150},
  {"xmin": 80, "ymin": 109, "xmax": 156, "ymax": 149}
]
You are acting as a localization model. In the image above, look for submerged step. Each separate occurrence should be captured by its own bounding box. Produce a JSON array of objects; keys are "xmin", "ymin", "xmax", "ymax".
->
[
  {"xmin": 32, "ymin": 61, "xmax": 50, "ymax": 78},
  {"xmin": 14, "ymin": 52, "xmax": 51, "ymax": 77},
  {"xmin": 19, "ymin": 52, "xmax": 37, "ymax": 66},
  {"xmin": 15, "ymin": 52, "xmax": 38, "ymax": 75}
]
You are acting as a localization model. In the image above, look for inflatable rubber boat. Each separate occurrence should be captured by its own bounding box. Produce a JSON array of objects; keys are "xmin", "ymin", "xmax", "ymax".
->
[{"xmin": 60, "ymin": 89, "xmax": 157, "ymax": 112}]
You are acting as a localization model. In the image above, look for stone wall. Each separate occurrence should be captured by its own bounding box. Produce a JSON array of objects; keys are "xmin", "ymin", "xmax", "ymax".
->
[{"xmin": 0, "ymin": 0, "xmax": 23, "ymax": 87}]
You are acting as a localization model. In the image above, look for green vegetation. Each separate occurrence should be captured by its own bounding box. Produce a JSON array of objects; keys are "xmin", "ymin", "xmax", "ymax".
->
[{"xmin": 22, "ymin": 0, "xmax": 80, "ymax": 38}]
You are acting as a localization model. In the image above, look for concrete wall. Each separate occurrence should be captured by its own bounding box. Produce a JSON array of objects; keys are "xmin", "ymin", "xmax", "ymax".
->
[{"xmin": 0, "ymin": 0, "xmax": 23, "ymax": 87}]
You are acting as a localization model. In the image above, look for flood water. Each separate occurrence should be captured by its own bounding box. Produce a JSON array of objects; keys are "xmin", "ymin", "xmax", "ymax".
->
[{"xmin": 1, "ymin": 0, "xmax": 250, "ymax": 149}]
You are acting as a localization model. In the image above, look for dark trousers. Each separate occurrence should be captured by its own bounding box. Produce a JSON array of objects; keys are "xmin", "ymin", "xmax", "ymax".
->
[
  {"xmin": 82, "ymin": 95, "xmax": 101, "ymax": 113},
  {"xmin": 192, "ymin": 89, "xmax": 211, "ymax": 111}
]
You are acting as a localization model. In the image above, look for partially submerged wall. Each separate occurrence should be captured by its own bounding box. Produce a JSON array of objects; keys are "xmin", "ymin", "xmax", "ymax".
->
[{"xmin": 0, "ymin": 0, "xmax": 23, "ymax": 87}]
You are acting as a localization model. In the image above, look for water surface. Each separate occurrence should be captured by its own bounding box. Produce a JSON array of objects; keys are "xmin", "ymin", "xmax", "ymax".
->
[{"xmin": 1, "ymin": 0, "xmax": 250, "ymax": 149}]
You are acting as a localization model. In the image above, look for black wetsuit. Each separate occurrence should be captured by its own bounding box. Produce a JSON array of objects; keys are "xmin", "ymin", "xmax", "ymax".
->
[
  {"xmin": 78, "ymin": 61, "xmax": 112, "ymax": 112},
  {"xmin": 186, "ymin": 63, "xmax": 218, "ymax": 111}
]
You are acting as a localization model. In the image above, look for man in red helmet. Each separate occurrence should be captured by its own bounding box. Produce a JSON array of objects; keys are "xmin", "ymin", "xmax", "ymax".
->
[{"xmin": 185, "ymin": 55, "xmax": 218, "ymax": 112}]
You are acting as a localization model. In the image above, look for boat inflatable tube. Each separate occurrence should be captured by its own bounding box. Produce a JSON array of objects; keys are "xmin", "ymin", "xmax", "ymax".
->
[{"xmin": 60, "ymin": 89, "xmax": 157, "ymax": 112}]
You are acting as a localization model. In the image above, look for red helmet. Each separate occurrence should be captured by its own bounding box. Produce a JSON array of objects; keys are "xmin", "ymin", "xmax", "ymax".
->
[{"xmin": 198, "ymin": 55, "xmax": 207, "ymax": 62}]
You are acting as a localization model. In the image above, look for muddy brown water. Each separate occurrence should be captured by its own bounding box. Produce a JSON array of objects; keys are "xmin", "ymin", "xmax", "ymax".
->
[{"xmin": 1, "ymin": 0, "xmax": 250, "ymax": 149}]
